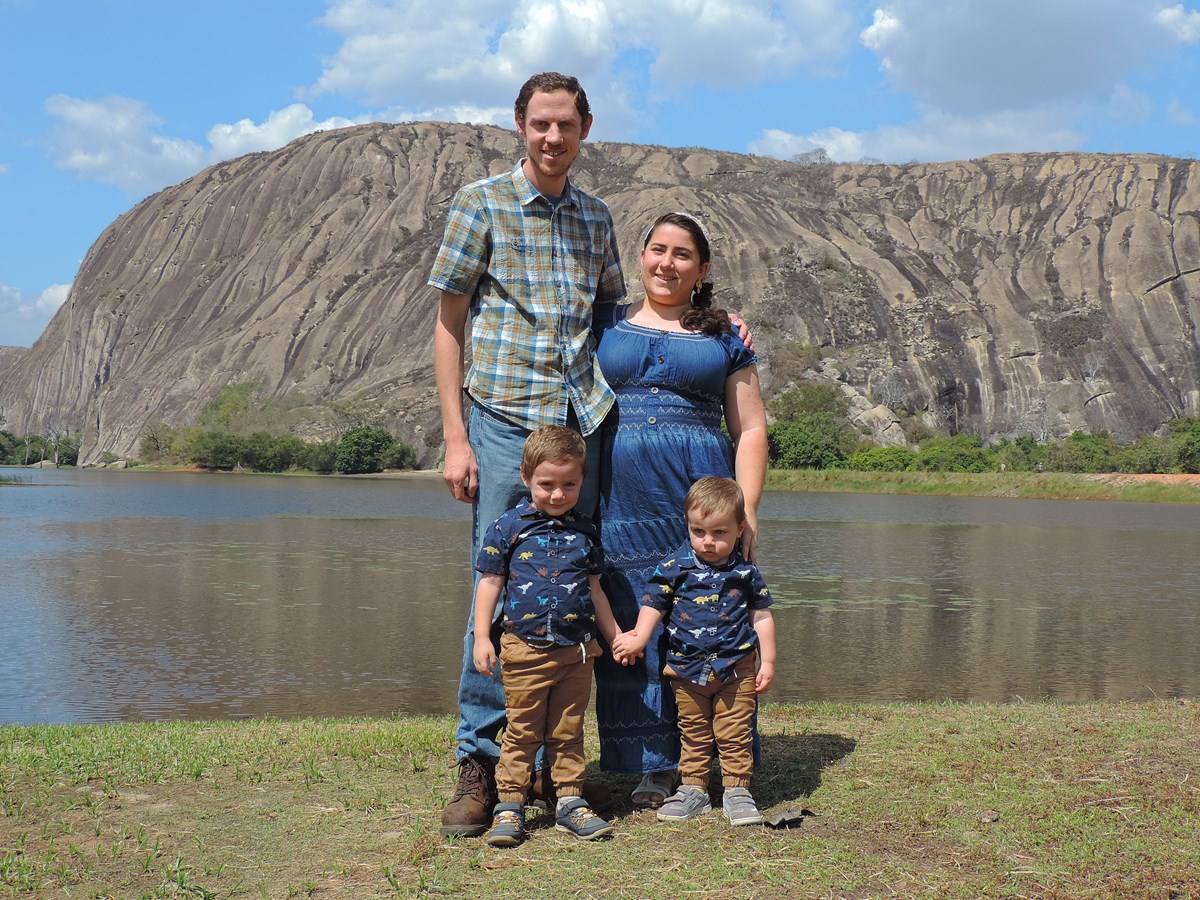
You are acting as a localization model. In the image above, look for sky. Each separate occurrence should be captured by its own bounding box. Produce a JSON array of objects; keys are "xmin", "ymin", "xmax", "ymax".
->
[{"xmin": 3, "ymin": 0, "xmax": 1200, "ymax": 348}]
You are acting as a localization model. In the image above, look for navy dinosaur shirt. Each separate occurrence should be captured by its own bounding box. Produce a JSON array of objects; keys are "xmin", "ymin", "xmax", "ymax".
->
[
  {"xmin": 645, "ymin": 543, "xmax": 773, "ymax": 685},
  {"xmin": 475, "ymin": 497, "xmax": 604, "ymax": 647}
]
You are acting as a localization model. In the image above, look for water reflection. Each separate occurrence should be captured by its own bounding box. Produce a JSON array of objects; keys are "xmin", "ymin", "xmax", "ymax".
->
[{"xmin": 3, "ymin": 468, "xmax": 1200, "ymax": 724}]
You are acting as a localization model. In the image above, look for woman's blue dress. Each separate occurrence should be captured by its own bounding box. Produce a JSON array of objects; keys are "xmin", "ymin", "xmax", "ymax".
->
[{"xmin": 593, "ymin": 303, "xmax": 756, "ymax": 775}]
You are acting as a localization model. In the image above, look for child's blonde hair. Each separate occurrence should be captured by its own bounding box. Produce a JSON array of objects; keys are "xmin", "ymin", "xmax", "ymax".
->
[
  {"xmin": 521, "ymin": 424, "xmax": 587, "ymax": 477},
  {"xmin": 684, "ymin": 476, "xmax": 745, "ymax": 523}
]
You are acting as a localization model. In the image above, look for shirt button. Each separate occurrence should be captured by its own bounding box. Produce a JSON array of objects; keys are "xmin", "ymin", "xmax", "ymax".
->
[
  {"xmin": 650, "ymin": 387, "xmax": 659, "ymax": 394},
  {"xmin": 648, "ymin": 416, "xmax": 657, "ymax": 424},
  {"xmin": 657, "ymin": 356, "xmax": 665, "ymax": 364}
]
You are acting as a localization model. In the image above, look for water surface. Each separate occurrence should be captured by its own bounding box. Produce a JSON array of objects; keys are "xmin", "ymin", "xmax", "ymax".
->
[{"xmin": 4, "ymin": 467, "xmax": 1199, "ymax": 724}]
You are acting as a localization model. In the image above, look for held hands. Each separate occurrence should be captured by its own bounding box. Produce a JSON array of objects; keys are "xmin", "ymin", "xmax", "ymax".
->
[
  {"xmin": 473, "ymin": 638, "xmax": 498, "ymax": 677},
  {"xmin": 610, "ymin": 630, "xmax": 648, "ymax": 666}
]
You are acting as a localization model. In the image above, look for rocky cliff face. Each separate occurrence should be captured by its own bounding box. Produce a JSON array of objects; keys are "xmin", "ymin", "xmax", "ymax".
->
[{"xmin": 2, "ymin": 122, "xmax": 1197, "ymax": 463}]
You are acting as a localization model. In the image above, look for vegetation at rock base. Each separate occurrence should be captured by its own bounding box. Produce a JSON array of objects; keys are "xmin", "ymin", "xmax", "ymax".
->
[
  {"xmin": 763, "ymin": 380, "xmax": 1200, "ymax": 478},
  {"xmin": 1, "ymin": 702, "xmax": 1197, "ymax": 898},
  {"xmin": 131, "ymin": 384, "xmax": 417, "ymax": 475}
]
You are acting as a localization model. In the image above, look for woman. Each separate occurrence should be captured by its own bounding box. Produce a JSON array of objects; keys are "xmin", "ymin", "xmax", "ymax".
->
[{"xmin": 593, "ymin": 211, "xmax": 769, "ymax": 805}]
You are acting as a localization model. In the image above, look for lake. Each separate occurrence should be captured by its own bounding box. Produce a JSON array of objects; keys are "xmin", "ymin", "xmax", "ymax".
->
[{"xmin": 4, "ymin": 466, "xmax": 1200, "ymax": 724}]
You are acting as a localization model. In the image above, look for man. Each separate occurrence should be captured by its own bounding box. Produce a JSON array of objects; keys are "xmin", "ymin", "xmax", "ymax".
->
[{"xmin": 428, "ymin": 72, "xmax": 625, "ymax": 837}]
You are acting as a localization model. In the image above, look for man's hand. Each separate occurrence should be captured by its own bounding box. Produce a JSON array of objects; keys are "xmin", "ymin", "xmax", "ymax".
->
[
  {"xmin": 442, "ymin": 439, "xmax": 478, "ymax": 502},
  {"xmin": 728, "ymin": 312, "xmax": 755, "ymax": 352}
]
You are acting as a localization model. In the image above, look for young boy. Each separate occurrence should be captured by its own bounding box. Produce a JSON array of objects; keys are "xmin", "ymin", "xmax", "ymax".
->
[
  {"xmin": 471, "ymin": 425, "xmax": 621, "ymax": 847},
  {"xmin": 612, "ymin": 476, "xmax": 777, "ymax": 826}
]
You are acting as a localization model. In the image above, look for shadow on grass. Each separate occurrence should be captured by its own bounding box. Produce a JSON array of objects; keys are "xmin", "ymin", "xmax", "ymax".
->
[
  {"xmin": 585, "ymin": 731, "xmax": 856, "ymax": 819},
  {"xmin": 755, "ymin": 731, "xmax": 856, "ymax": 808}
]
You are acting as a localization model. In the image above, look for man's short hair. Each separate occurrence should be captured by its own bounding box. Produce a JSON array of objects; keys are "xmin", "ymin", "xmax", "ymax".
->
[
  {"xmin": 685, "ymin": 476, "xmax": 746, "ymax": 524},
  {"xmin": 521, "ymin": 424, "xmax": 587, "ymax": 477},
  {"xmin": 515, "ymin": 72, "xmax": 591, "ymax": 124}
]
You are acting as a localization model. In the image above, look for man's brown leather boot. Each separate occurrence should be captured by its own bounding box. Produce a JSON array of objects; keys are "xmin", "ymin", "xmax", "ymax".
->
[{"xmin": 440, "ymin": 754, "xmax": 497, "ymax": 837}]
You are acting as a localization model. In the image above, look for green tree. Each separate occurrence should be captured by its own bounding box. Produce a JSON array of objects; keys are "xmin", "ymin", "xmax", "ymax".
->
[
  {"xmin": 1164, "ymin": 417, "xmax": 1200, "ymax": 473},
  {"xmin": 768, "ymin": 383, "xmax": 849, "ymax": 421},
  {"xmin": 767, "ymin": 414, "xmax": 848, "ymax": 469},
  {"xmin": 196, "ymin": 383, "xmax": 261, "ymax": 432},
  {"xmin": 303, "ymin": 440, "xmax": 339, "ymax": 474},
  {"xmin": 381, "ymin": 440, "xmax": 418, "ymax": 471},
  {"xmin": 1042, "ymin": 430, "xmax": 1115, "ymax": 473},
  {"xmin": 50, "ymin": 433, "xmax": 79, "ymax": 467},
  {"xmin": 335, "ymin": 426, "xmax": 396, "ymax": 475},
  {"xmin": 186, "ymin": 431, "xmax": 247, "ymax": 470},
  {"xmin": 139, "ymin": 422, "xmax": 179, "ymax": 462},
  {"xmin": 847, "ymin": 445, "xmax": 915, "ymax": 471},
  {"xmin": 0, "ymin": 429, "xmax": 18, "ymax": 465},
  {"xmin": 913, "ymin": 434, "xmax": 989, "ymax": 472}
]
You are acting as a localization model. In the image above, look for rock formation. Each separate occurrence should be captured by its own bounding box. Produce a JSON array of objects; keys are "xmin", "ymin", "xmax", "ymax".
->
[{"xmin": 1, "ymin": 122, "xmax": 1197, "ymax": 464}]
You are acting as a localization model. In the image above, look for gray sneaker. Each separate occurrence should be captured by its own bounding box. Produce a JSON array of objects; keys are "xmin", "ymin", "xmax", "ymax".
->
[
  {"xmin": 656, "ymin": 784, "xmax": 712, "ymax": 822},
  {"xmin": 722, "ymin": 787, "xmax": 763, "ymax": 826}
]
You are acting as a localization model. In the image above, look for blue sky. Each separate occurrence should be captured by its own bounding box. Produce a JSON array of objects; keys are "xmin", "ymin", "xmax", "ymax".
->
[{"xmin": 3, "ymin": 0, "xmax": 1200, "ymax": 348}]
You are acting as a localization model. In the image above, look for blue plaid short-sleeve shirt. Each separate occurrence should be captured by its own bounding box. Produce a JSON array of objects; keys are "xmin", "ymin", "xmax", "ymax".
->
[{"xmin": 428, "ymin": 160, "xmax": 626, "ymax": 436}]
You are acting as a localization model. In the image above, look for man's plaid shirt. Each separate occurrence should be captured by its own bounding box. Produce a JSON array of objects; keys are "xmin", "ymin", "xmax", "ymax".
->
[{"xmin": 428, "ymin": 160, "xmax": 626, "ymax": 436}]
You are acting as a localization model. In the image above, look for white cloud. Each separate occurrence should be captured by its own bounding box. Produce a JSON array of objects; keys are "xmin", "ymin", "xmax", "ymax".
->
[
  {"xmin": 861, "ymin": 1, "xmax": 1179, "ymax": 114},
  {"xmin": 308, "ymin": 0, "xmax": 857, "ymax": 136},
  {"xmin": 1156, "ymin": 3, "xmax": 1200, "ymax": 42},
  {"xmin": 45, "ymin": 94, "xmax": 365, "ymax": 197},
  {"xmin": 751, "ymin": 108, "xmax": 1084, "ymax": 163},
  {"xmin": 1167, "ymin": 99, "xmax": 1199, "ymax": 125},
  {"xmin": 621, "ymin": 0, "xmax": 856, "ymax": 87},
  {"xmin": 1108, "ymin": 84, "xmax": 1154, "ymax": 123},
  {"xmin": 0, "ymin": 282, "xmax": 71, "ymax": 348},
  {"xmin": 35, "ymin": 283, "xmax": 71, "ymax": 316},
  {"xmin": 45, "ymin": 95, "xmax": 206, "ymax": 194},
  {"xmin": 207, "ymin": 104, "xmax": 358, "ymax": 159},
  {"xmin": 0, "ymin": 163, "xmax": 9, "ymax": 176},
  {"xmin": 751, "ymin": 126, "xmax": 865, "ymax": 161}
]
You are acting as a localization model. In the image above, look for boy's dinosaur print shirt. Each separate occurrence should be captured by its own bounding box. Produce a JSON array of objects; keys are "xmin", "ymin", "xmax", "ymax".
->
[
  {"xmin": 645, "ymin": 544, "xmax": 773, "ymax": 686},
  {"xmin": 476, "ymin": 498, "xmax": 604, "ymax": 647}
]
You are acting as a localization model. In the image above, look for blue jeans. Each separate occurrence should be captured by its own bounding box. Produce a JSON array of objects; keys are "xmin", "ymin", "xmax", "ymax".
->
[{"xmin": 454, "ymin": 402, "xmax": 601, "ymax": 761}]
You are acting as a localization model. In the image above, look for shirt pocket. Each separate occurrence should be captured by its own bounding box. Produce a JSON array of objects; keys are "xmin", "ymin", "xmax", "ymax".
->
[{"xmin": 559, "ymin": 229, "xmax": 607, "ymax": 298}]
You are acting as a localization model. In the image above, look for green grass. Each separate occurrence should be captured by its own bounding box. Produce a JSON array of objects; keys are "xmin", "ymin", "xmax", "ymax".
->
[
  {"xmin": 3, "ymin": 704, "xmax": 1197, "ymax": 898},
  {"xmin": 766, "ymin": 468, "xmax": 1200, "ymax": 503}
]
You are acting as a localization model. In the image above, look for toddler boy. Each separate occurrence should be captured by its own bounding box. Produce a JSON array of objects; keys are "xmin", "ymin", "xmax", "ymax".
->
[{"xmin": 613, "ymin": 476, "xmax": 777, "ymax": 825}]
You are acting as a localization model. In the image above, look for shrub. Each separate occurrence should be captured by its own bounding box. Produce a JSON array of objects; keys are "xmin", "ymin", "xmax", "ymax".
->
[
  {"xmin": 913, "ymin": 434, "xmax": 989, "ymax": 473},
  {"xmin": 768, "ymin": 414, "xmax": 848, "ymax": 469},
  {"xmin": 1114, "ymin": 435, "xmax": 1176, "ymax": 474},
  {"xmin": 186, "ymin": 431, "xmax": 247, "ymax": 470},
  {"xmin": 847, "ymin": 446, "xmax": 915, "ymax": 471},
  {"xmin": 303, "ymin": 440, "xmax": 339, "ymax": 474},
  {"xmin": 1042, "ymin": 430, "xmax": 1115, "ymax": 474},
  {"xmin": 335, "ymin": 426, "xmax": 396, "ymax": 475},
  {"xmin": 382, "ymin": 441, "xmax": 418, "ymax": 470}
]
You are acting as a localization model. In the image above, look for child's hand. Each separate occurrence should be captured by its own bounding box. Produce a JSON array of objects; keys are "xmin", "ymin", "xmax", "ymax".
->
[
  {"xmin": 473, "ymin": 640, "xmax": 497, "ymax": 677},
  {"xmin": 754, "ymin": 661, "xmax": 775, "ymax": 693},
  {"xmin": 610, "ymin": 644, "xmax": 643, "ymax": 666},
  {"xmin": 612, "ymin": 632, "xmax": 646, "ymax": 666}
]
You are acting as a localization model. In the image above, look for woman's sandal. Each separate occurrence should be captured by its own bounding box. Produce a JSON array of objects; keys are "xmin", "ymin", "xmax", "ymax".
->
[{"xmin": 631, "ymin": 770, "xmax": 679, "ymax": 809}]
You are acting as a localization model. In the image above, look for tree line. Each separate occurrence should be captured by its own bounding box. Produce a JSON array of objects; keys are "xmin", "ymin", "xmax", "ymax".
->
[
  {"xmin": 8, "ymin": 380, "xmax": 1200, "ymax": 476},
  {"xmin": 764, "ymin": 383, "xmax": 1200, "ymax": 474}
]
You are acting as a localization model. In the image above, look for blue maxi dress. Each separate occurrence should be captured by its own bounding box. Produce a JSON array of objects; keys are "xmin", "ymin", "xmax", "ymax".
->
[{"xmin": 593, "ymin": 303, "xmax": 757, "ymax": 775}]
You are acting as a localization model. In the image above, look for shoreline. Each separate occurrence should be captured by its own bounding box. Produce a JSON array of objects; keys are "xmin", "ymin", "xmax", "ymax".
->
[{"xmin": 13, "ymin": 463, "xmax": 1200, "ymax": 503}]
